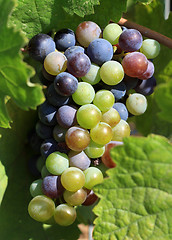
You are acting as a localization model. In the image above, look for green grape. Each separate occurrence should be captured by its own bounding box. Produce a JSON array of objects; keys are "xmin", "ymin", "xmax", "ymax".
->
[
  {"xmin": 44, "ymin": 51, "xmax": 67, "ymax": 75},
  {"xmin": 63, "ymin": 188, "xmax": 87, "ymax": 206},
  {"xmin": 112, "ymin": 119, "xmax": 130, "ymax": 141},
  {"xmin": 76, "ymin": 104, "xmax": 102, "ymax": 129},
  {"xmin": 46, "ymin": 151, "xmax": 69, "ymax": 175},
  {"xmin": 30, "ymin": 179, "xmax": 43, "ymax": 197},
  {"xmin": 103, "ymin": 23, "xmax": 122, "ymax": 45},
  {"xmin": 81, "ymin": 63, "xmax": 101, "ymax": 85},
  {"xmin": 101, "ymin": 108, "xmax": 121, "ymax": 128},
  {"xmin": 93, "ymin": 90, "xmax": 115, "ymax": 112},
  {"xmin": 65, "ymin": 126, "xmax": 90, "ymax": 151},
  {"xmin": 72, "ymin": 82, "xmax": 95, "ymax": 105},
  {"xmin": 28, "ymin": 195, "xmax": 55, "ymax": 222},
  {"xmin": 61, "ymin": 167, "xmax": 85, "ymax": 192},
  {"xmin": 41, "ymin": 165, "xmax": 51, "ymax": 178},
  {"xmin": 54, "ymin": 204, "xmax": 76, "ymax": 226},
  {"xmin": 100, "ymin": 61, "xmax": 124, "ymax": 85},
  {"xmin": 140, "ymin": 39, "xmax": 160, "ymax": 59},
  {"xmin": 126, "ymin": 93, "xmax": 147, "ymax": 115},
  {"xmin": 84, "ymin": 140, "xmax": 105, "ymax": 158},
  {"xmin": 36, "ymin": 156, "xmax": 45, "ymax": 172},
  {"xmin": 84, "ymin": 167, "xmax": 103, "ymax": 189},
  {"xmin": 90, "ymin": 122, "xmax": 113, "ymax": 145}
]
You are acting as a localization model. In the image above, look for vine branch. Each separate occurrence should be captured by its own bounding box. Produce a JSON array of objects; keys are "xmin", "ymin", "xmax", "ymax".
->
[{"xmin": 117, "ymin": 17, "xmax": 172, "ymax": 49}]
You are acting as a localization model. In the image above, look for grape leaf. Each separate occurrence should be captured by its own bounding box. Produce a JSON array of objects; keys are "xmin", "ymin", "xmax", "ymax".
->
[
  {"xmin": 0, "ymin": 0, "xmax": 45, "ymax": 128},
  {"xmin": 0, "ymin": 101, "xmax": 80, "ymax": 240},
  {"xmin": 93, "ymin": 135, "xmax": 172, "ymax": 240},
  {"xmin": 125, "ymin": 0, "xmax": 172, "ymax": 136}
]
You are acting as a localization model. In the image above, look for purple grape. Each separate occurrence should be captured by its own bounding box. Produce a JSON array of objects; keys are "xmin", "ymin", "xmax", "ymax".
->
[
  {"xmin": 68, "ymin": 150, "xmax": 91, "ymax": 170},
  {"xmin": 86, "ymin": 39, "xmax": 113, "ymax": 65},
  {"xmin": 54, "ymin": 29, "xmax": 76, "ymax": 51},
  {"xmin": 40, "ymin": 138, "xmax": 57, "ymax": 160},
  {"xmin": 36, "ymin": 121, "xmax": 53, "ymax": 139},
  {"xmin": 42, "ymin": 175, "xmax": 64, "ymax": 199},
  {"xmin": 67, "ymin": 52, "xmax": 91, "ymax": 78},
  {"xmin": 64, "ymin": 46, "xmax": 85, "ymax": 59},
  {"xmin": 119, "ymin": 29, "xmax": 143, "ymax": 52},
  {"xmin": 134, "ymin": 76, "xmax": 156, "ymax": 96},
  {"xmin": 56, "ymin": 105, "xmax": 77, "ymax": 128},
  {"xmin": 54, "ymin": 72, "xmax": 78, "ymax": 96},
  {"xmin": 38, "ymin": 100, "xmax": 57, "ymax": 126},
  {"xmin": 47, "ymin": 84, "xmax": 70, "ymax": 107}
]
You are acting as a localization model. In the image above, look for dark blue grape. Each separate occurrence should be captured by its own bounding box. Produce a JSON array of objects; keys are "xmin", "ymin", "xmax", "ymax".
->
[
  {"xmin": 42, "ymin": 175, "xmax": 64, "ymax": 199},
  {"xmin": 28, "ymin": 131, "xmax": 42, "ymax": 154},
  {"xmin": 67, "ymin": 52, "xmax": 91, "ymax": 78},
  {"xmin": 36, "ymin": 121, "xmax": 53, "ymax": 139},
  {"xmin": 86, "ymin": 39, "xmax": 113, "ymax": 65},
  {"xmin": 40, "ymin": 138, "xmax": 57, "ymax": 160},
  {"xmin": 64, "ymin": 46, "xmax": 85, "ymax": 59},
  {"xmin": 56, "ymin": 105, "xmax": 77, "ymax": 128},
  {"xmin": 123, "ymin": 75, "xmax": 139, "ymax": 90},
  {"xmin": 56, "ymin": 142, "xmax": 70, "ymax": 154},
  {"xmin": 54, "ymin": 72, "xmax": 78, "ymax": 96},
  {"xmin": 119, "ymin": 29, "xmax": 143, "ymax": 52},
  {"xmin": 134, "ymin": 76, "xmax": 156, "ymax": 96},
  {"xmin": 28, "ymin": 33, "xmax": 56, "ymax": 62},
  {"xmin": 47, "ymin": 84, "xmax": 70, "ymax": 107},
  {"xmin": 113, "ymin": 102, "xmax": 128, "ymax": 121},
  {"xmin": 53, "ymin": 125, "xmax": 67, "ymax": 142},
  {"xmin": 110, "ymin": 82, "xmax": 126, "ymax": 101},
  {"xmin": 42, "ymin": 66, "xmax": 56, "ymax": 82},
  {"xmin": 54, "ymin": 29, "xmax": 76, "ymax": 51},
  {"xmin": 38, "ymin": 71, "xmax": 52, "ymax": 86},
  {"xmin": 28, "ymin": 155, "xmax": 41, "ymax": 177},
  {"xmin": 38, "ymin": 100, "xmax": 57, "ymax": 126}
]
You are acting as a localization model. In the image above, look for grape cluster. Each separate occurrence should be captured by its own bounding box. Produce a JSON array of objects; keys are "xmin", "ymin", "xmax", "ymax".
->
[{"xmin": 27, "ymin": 21, "xmax": 160, "ymax": 226}]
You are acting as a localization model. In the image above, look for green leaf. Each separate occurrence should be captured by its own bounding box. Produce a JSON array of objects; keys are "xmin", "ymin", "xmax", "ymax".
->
[
  {"xmin": 93, "ymin": 135, "xmax": 172, "ymax": 240},
  {"xmin": 126, "ymin": 0, "xmax": 172, "ymax": 136},
  {"xmin": 0, "ymin": 101, "xmax": 80, "ymax": 239},
  {"xmin": 0, "ymin": 0, "xmax": 44, "ymax": 128}
]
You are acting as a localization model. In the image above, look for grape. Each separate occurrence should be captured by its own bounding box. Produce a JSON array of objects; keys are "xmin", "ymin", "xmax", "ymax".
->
[
  {"xmin": 100, "ymin": 61, "xmax": 124, "ymax": 85},
  {"xmin": 28, "ymin": 131, "xmax": 42, "ymax": 154},
  {"xmin": 72, "ymin": 82, "xmax": 95, "ymax": 105},
  {"xmin": 64, "ymin": 46, "xmax": 85, "ymax": 59},
  {"xmin": 63, "ymin": 188, "xmax": 87, "ymax": 206},
  {"xmin": 36, "ymin": 121, "xmax": 53, "ymax": 139},
  {"xmin": 54, "ymin": 204, "xmax": 76, "ymax": 226},
  {"xmin": 42, "ymin": 66, "xmax": 56, "ymax": 82},
  {"xmin": 65, "ymin": 126, "xmax": 90, "ymax": 151},
  {"xmin": 101, "ymin": 108, "xmax": 121, "ymax": 128},
  {"xmin": 112, "ymin": 120, "xmax": 130, "ymax": 141},
  {"xmin": 54, "ymin": 72, "xmax": 78, "ymax": 96},
  {"xmin": 87, "ymin": 39, "xmax": 113, "ymax": 65},
  {"xmin": 40, "ymin": 138, "xmax": 58, "ymax": 160},
  {"xmin": 30, "ymin": 179, "xmax": 43, "ymax": 197},
  {"xmin": 53, "ymin": 125, "xmax": 67, "ymax": 142},
  {"xmin": 76, "ymin": 104, "xmax": 102, "ymax": 129},
  {"xmin": 126, "ymin": 93, "xmax": 147, "ymax": 115},
  {"xmin": 113, "ymin": 102, "xmax": 128, "ymax": 121},
  {"xmin": 122, "ymin": 52, "xmax": 148, "ymax": 78},
  {"xmin": 76, "ymin": 21, "xmax": 101, "ymax": 47},
  {"xmin": 41, "ymin": 165, "xmax": 51, "ymax": 178},
  {"xmin": 36, "ymin": 156, "xmax": 45, "ymax": 172},
  {"xmin": 81, "ymin": 63, "xmax": 101, "ymax": 85},
  {"xmin": 123, "ymin": 75, "xmax": 139, "ymax": 90},
  {"xmin": 119, "ymin": 29, "xmax": 143, "ymax": 52},
  {"xmin": 38, "ymin": 101, "xmax": 57, "ymax": 126},
  {"xmin": 139, "ymin": 60, "xmax": 154, "ymax": 80},
  {"xmin": 82, "ymin": 189, "xmax": 98, "ymax": 206},
  {"xmin": 101, "ymin": 141, "xmax": 123, "ymax": 168},
  {"xmin": 90, "ymin": 122, "xmax": 113, "ymax": 145},
  {"xmin": 68, "ymin": 150, "xmax": 91, "ymax": 170},
  {"xmin": 84, "ymin": 167, "xmax": 103, "ymax": 189},
  {"xmin": 47, "ymin": 84, "xmax": 70, "ymax": 107},
  {"xmin": 46, "ymin": 151, "xmax": 69, "ymax": 175},
  {"xmin": 28, "ymin": 34, "xmax": 56, "ymax": 62},
  {"xmin": 44, "ymin": 51, "xmax": 67, "ymax": 75},
  {"xmin": 42, "ymin": 175, "xmax": 64, "ymax": 199},
  {"xmin": 84, "ymin": 140, "xmax": 105, "ymax": 158},
  {"xmin": 135, "ymin": 76, "xmax": 156, "ymax": 96},
  {"xmin": 61, "ymin": 167, "xmax": 85, "ymax": 192},
  {"xmin": 28, "ymin": 195, "xmax": 55, "ymax": 222},
  {"xmin": 67, "ymin": 52, "xmax": 91, "ymax": 78},
  {"xmin": 54, "ymin": 28, "xmax": 76, "ymax": 51},
  {"xmin": 109, "ymin": 81, "xmax": 126, "ymax": 101},
  {"xmin": 140, "ymin": 39, "xmax": 160, "ymax": 59},
  {"xmin": 28, "ymin": 156, "xmax": 41, "ymax": 177},
  {"xmin": 103, "ymin": 23, "xmax": 122, "ymax": 45},
  {"xmin": 93, "ymin": 90, "xmax": 115, "ymax": 112},
  {"xmin": 56, "ymin": 105, "xmax": 77, "ymax": 129},
  {"xmin": 56, "ymin": 142, "xmax": 70, "ymax": 155}
]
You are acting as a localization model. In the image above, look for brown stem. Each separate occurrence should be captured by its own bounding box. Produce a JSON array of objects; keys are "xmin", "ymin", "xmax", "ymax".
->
[{"xmin": 117, "ymin": 17, "xmax": 172, "ymax": 49}]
